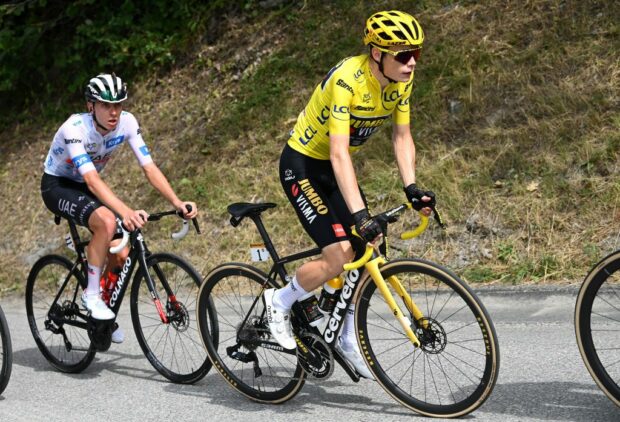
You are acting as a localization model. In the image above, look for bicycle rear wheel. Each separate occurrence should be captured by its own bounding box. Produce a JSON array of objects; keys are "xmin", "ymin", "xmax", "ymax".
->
[
  {"xmin": 197, "ymin": 263, "xmax": 305, "ymax": 403},
  {"xmin": 355, "ymin": 258, "xmax": 499, "ymax": 417},
  {"xmin": 25, "ymin": 255, "xmax": 96, "ymax": 372},
  {"xmin": 130, "ymin": 252, "xmax": 212, "ymax": 384},
  {"xmin": 0, "ymin": 305, "xmax": 12, "ymax": 395},
  {"xmin": 575, "ymin": 250, "xmax": 620, "ymax": 407}
]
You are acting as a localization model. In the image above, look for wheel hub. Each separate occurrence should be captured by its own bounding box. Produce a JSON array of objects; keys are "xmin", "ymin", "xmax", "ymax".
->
[
  {"xmin": 167, "ymin": 301, "xmax": 190, "ymax": 332},
  {"xmin": 415, "ymin": 317, "xmax": 447, "ymax": 354}
]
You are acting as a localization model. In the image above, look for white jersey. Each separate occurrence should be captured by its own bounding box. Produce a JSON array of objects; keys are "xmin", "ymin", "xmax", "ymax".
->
[{"xmin": 43, "ymin": 111, "xmax": 153, "ymax": 182}]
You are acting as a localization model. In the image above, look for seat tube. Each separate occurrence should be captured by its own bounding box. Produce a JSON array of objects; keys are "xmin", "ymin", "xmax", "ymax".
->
[{"xmin": 365, "ymin": 258, "xmax": 421, "ymax": 347}]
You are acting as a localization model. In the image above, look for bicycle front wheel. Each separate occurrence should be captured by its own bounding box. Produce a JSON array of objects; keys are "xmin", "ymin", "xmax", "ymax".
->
[
  {"xmin": 575, "ymin": 250, "xmax": 620, "ymax": 407},
  {"xmin": 355, "ymin": 258, "xmax": 499, "ymax": 417},
  {"xmin": 25, "ymin": 255, "xmax": 96, "ymax": 372},
  {"xmin": 0, "ymin": 305, "xmax": 12, "ymax": 395},
  {"xmin": 130, "ymin": 252, "xmax": 212, "ymax": 384},
  {"xmin": 197, "ymin": 263, "xmax": 306, "ymax": 403}
]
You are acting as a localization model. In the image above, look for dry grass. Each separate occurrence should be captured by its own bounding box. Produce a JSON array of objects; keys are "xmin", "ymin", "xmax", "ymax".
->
[{"xmin": 0, "ymin": 0, "xmax": 618, "ymax": 294}]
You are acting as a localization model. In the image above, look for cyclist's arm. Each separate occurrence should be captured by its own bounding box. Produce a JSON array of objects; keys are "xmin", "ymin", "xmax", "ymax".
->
[
  {"xmin": 141, "ymin": 163, "xmax": 197, "ymax": 218},
  {"xmin": 392, "ymin": 123, "xmax": 416, "ymax": 187},
  {"xmin": 392, "ymin": 123, "xmax": 432, "ymax": 215},
  {"xmin": 330, "ymin": 134, "xmax": 365, "ymax": 213},
  {"xmin": 82, "ymin": 170, "xmax": 147, "ymax": 229}
]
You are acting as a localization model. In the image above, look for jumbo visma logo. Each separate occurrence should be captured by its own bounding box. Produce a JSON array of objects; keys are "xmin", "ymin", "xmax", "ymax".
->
[{"xmin": 292, "ymin": 179, "xmax": 328, "ymax": 224}]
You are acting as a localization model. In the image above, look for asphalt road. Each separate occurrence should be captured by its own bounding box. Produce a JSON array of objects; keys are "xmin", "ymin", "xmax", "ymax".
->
[{"xmin": 0, "ymin": 286, "xmax": 618, "ymax": 421}]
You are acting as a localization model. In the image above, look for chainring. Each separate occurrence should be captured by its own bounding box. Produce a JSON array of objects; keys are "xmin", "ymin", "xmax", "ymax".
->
[{"xmin": 296, "ymin": 331, "xmax": 334, "ymax": 379}]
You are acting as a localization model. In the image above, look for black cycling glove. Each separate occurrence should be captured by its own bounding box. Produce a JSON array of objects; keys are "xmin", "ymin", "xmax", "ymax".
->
[
  {"xmin": 352, "ymin": 208, "xmax": 383, "ymax": 243},
  {"xmin": 404, "ymin": 183, "xmax": 437, "ymax": 211}
]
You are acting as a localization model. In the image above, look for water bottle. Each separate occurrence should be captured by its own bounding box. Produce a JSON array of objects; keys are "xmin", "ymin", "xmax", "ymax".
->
[
  {"xmin": 100, "ymin": 267, "xmax": 121, "ymax": 305},
  {"xmin": 318, "ymin": 276, "xmax": 344, "ymax": 314},
  {"xmin": 298, "ymin": 292, "xmax": 324, "ymax": 327}
]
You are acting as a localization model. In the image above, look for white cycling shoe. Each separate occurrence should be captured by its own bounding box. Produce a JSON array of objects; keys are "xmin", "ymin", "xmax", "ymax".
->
[
  {"xmin": 81, "ymin": 293, "xmax": 115, "ymax": 320},
  {"xmin": 336, "ymin": 337, "xmax": 375, "ymax": 380},
  {"xmin": 111, "ymin": 324, "xmax": 124, "ymax": 344},
  {"xmin": 263, "ymin": 289, "xmax": 296, "ymax": 350}
]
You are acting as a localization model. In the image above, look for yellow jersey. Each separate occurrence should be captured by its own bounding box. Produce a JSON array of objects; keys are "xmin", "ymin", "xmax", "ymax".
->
[{"xmin": 287, "ymin": 54, "xmax": 413, "ymax": 160}]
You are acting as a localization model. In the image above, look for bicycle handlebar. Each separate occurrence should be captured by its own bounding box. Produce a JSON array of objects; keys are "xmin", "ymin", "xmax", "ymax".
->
[
  {"xmin": 109, "ymin": 206, "xmax": 200, "ymax": 254},
  {"xmin": 343, "ymin": 203, "xmax": 443, "ymax": 271}
]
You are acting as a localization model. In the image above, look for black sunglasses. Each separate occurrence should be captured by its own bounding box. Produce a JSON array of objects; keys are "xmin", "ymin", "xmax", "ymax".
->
[{"xmin": 377, "ymin": 46, "xmax": 422, "ymax": 64}]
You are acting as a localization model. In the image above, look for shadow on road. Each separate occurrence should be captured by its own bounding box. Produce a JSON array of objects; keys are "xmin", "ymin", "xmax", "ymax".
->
[
  {"xmin": 483, "ymin": 381, "xmax": 618, "ymax": 421},
  {"xmin": 12, "ymin": 346, "xmax": 165, "ymax": 383}
]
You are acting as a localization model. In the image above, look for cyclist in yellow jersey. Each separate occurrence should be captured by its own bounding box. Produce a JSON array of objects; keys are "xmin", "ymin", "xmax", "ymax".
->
[{"xmin": 265, "ymin": 11, "xmax": 435, "ymax": 379}]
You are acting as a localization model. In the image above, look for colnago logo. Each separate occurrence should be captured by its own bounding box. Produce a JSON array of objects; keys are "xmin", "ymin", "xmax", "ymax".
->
[
  {"xmin": 109, "ymin": 257, "xmax": 132, "ymax": 307},
  {"xmin": 324, "ymin": 269, "xmax": 360, "ymax": 344},
  {"xmin": 295, "ymin": 179, "xmax": 328, "ymax": 224}
]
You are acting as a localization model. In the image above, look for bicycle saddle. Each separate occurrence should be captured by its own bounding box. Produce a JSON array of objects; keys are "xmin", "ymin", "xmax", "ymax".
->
[{"xmin": 227, "ymin": 202, "xmax": 276, "ymax": 226}]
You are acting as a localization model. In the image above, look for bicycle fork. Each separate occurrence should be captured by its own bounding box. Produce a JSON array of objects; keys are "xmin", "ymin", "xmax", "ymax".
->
[
  {"xmin": 140, "ymin": 257, "xmax": 169, "ymax": 324},
  {"xmin": 364, "ymin": 257, "xmax": 425, "ymax": 348}
]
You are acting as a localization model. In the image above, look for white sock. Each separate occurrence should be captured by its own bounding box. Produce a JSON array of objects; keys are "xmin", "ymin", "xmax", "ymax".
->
[
  {"xmin": 86, "ymin": 263, "xmax": 101, "ymax": 296},
  {"xmin": 340, "ymin": 304, "xmax": 356, "ymax": 351},
  {"xmin": 273, "ymin": 275, "xmax": 308, "ymax": 310}
]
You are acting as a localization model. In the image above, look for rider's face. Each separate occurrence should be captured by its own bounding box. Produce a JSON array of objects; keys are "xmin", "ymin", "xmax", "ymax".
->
[
  {"xmin": 91, "ymin": 101, "xmax": 123, "ymax": 131},
  {"xmin": 375, "ymin": 46, "xmax": 418, "ymax": 83}
]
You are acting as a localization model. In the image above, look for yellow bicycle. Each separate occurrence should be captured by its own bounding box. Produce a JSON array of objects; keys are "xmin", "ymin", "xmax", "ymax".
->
[{"xmin": 197, "ymin": 202, "xmax": 499, "ymax": 417}]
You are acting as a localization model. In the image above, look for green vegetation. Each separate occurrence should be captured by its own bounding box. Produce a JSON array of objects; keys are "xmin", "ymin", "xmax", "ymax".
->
[
  {"xmin": 0, "ymin": 0, "xmax": 256, "ymax": 127},
  {"xmin": 0, "ymin": 0, "xmax": 618, "ymax": 293}
]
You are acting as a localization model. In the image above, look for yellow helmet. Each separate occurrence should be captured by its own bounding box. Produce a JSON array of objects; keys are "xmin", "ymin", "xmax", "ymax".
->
[{"xmin": 363, "ymin": 10, "xmax": 424, "ymax": 47}]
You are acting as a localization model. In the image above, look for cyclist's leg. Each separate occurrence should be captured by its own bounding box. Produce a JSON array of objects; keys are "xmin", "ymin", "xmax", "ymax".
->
[
  {"xmin": 278, "ymin": 145, "xmax": 355, "ymax": 294},
  {"xmin": 41, "ymin": 174, "xmax": 115, "ymax": 319}
]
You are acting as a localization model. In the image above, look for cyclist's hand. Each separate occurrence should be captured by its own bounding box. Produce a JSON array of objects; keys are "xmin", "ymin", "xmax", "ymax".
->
[
  {"xmin": 177, "ymin": 201, "xmax": 198, "ymax": 219},
  {"xmin": 404, "ymin": 183, "xmax": 436, "ymax": 216},
  {"xmin": 123, "ymin": 210, "xmax": 149, "ymax": 231},
  {"xmin": 352, "ymin": 208, "xmax": 384, "ymax": 244}
]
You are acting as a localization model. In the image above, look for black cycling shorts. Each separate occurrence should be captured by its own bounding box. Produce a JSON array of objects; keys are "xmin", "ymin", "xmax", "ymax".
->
[
  {"xmin": 41, "ymin": 173, "xmax": 104, "ymax": 227},
  {"xmin": 279, "ymin": 144, "xmax": 366, "ymax": 252}
]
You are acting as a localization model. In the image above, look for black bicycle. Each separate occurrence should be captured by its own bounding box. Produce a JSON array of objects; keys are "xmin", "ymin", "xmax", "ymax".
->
[
  {"xmin": 197, "ymin": 202, "xmax": 499, "ymax": 417},
  {"xmin": 0, "ymin": 304, "xmax": 12, "ymax": 395},
  {"xmin": 575, "ymin": 248, "xmax": 620, "ymax": 407},
  {"xmin": 26, "ymin": 209, "xmax": 216, "ymax": 383}
]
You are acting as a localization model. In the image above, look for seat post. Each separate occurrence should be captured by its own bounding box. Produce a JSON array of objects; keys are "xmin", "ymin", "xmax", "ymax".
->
[{"xmin": 250, "ymin": 214, "xmax": 282, "ymax": 266}]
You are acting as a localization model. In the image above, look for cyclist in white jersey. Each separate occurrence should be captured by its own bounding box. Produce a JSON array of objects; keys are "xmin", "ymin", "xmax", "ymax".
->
[{"xmin": 41, "ymin": 73, "xmax": 197, "ymax": 343}]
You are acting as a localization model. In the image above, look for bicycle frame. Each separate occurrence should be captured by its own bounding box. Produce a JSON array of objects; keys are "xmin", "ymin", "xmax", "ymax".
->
[
  {"xmin": 48, "ymin": 218, "xmax": 172, "ymax": 329},
  {"xmin": 240, "ymin": 204, "xmax": 430, "ymax": 354}
]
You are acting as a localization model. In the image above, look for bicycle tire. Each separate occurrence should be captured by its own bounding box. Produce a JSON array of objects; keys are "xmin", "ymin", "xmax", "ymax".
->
[
  {"xmin": 197, "ymin": 263, "xmax": 306, "ymax": 403},
  {"xmin": 355, "ymin": 258, "xmax": 499, "ymax": 417},
  {"xmin": 575, "ymin": 249, "xmax": 620, "ymax": 407},
  {"xmin": 0, "ymin": 305, "xmax": 12, "ymax": 395},
  {"xmin": 130, "ymin": 252, "xmax": 213, "ymax": 384},
  {"xmin": 25, "ymin": 255, "xmax": 96, "ymax": 373}
]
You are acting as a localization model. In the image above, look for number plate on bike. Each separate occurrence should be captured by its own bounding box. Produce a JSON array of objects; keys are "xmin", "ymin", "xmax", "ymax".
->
[{"xmin": 250, "ymin": 243, "xmax": 270, "ymax": 262}]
